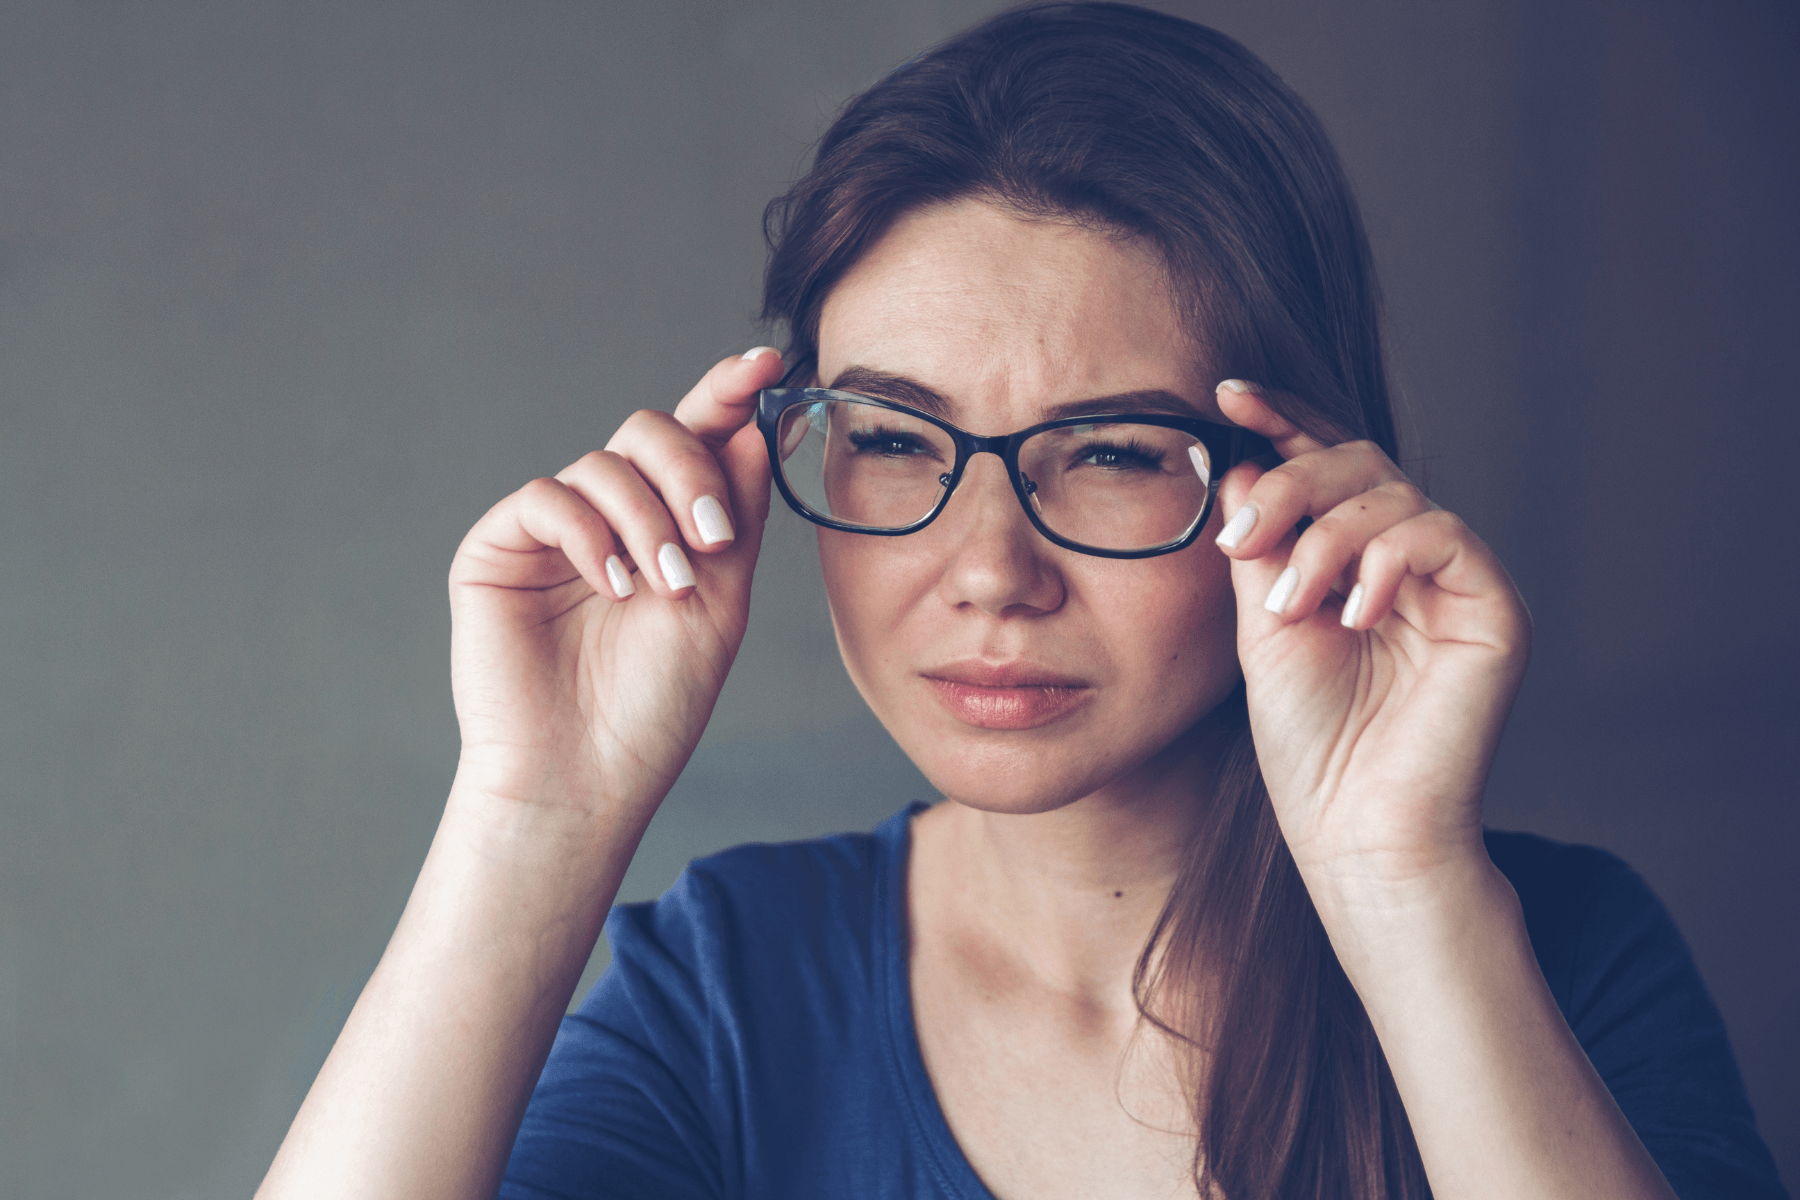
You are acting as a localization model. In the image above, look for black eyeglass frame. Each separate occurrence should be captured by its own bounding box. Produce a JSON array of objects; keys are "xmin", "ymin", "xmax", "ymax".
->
[{"xmin": 755, "ymin": 382, "xmax": 1274, "ymax": 561}]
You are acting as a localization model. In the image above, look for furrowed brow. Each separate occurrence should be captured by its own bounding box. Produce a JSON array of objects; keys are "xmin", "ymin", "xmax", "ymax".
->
[
  {"xmin": 826, "ymin": 367, "xmax": 951, "ymax": 416},
  {"xmin": 824, "ymin": 371, "xmax": 1203, "ymax": 425},
  {"xmin": 1039, "ymin": 390, "xmax": 1202, "ymax": 422}
]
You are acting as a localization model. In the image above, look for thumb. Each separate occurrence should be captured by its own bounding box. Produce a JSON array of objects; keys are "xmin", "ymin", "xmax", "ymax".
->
[
  {"xmin": 673, "ymin": 346, "xmax": 787, "ymax": 452},
  {"xmin": 717, "ymin": 417, "xmax": 774, "ymax": 554}
]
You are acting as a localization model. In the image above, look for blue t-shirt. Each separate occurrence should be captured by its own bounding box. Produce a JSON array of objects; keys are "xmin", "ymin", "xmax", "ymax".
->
[{"xmin": 501, "ymin": 803, "xmax": 1787, "ymax": 1199}]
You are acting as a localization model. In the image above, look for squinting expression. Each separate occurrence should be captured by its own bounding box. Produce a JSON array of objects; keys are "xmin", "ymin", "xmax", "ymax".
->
[{"xmin": 815, "ymin": 198, "xmax": 1244, "ymax": 814}]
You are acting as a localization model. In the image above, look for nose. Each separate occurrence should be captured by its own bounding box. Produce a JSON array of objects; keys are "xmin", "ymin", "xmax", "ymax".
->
[{"xmin": 930, "ymin": 453, "xmax": 1066, "ymax": 617}]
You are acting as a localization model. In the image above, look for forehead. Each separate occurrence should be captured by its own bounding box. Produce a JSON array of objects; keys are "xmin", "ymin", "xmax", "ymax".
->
[{"xmin": 817, "ymin": 198, "xmax": 1217, "ymax": 422}]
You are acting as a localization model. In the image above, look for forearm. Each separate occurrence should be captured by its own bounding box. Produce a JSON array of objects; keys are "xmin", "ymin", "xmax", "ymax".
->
[
  {"xmin": 1308, "ymin": 854, "xmax": 1677, "ymax": 1200},
  {"xmin": 258, "ymin": 787, "xmax": 652, "ymax": 1200}
]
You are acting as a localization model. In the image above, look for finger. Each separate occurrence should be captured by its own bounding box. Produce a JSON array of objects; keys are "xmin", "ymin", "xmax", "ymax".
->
[
  {"xmin": 671, "ymin": 346, "xmax": 787, "ymax": 452},
  {"xmin": 717, "ymin": 415, "xmax": 774, "ymax": 541},
  {"xmin": 606, "ymin": 409, "xmax": 740, "ymax": 554},
  {"xmin": 1344, "ymin": 510, "xmax": 1528, "ymax": 656},
  {"xmin": 1260, "ymin": 481, "xmax": 1434, "ymax": 623},
  {"xmin": 1213, "ymin": 439, "xmax": 1410, "ymax": 563},
  {"xmin": 555, "ymin": 450, "xmax": 699, "ymax": 598},
  {"xmin": 453, "ymin": 476, "xmax": 630, "ymax": 601},
  {"xmin": 1215, "ymin": 380, "xmax": 1330, "ymax": 462}
]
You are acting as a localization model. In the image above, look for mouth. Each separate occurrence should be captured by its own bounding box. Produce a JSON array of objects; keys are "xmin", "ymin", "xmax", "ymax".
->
[{"xmin": 920, "ymin": 660, "xmax": 1094, "ymax": 730}]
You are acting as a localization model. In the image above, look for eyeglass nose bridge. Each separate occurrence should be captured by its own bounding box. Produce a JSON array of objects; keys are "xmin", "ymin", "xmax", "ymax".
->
[{"xmin": 934, "ymin": 430, "xmax": 1038, "ymax": 515}]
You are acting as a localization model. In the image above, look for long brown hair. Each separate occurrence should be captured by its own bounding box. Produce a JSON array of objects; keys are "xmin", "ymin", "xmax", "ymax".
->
[{"xmin": 761, "ymin": 4, "xmax": 1428, "ymax": 1196}]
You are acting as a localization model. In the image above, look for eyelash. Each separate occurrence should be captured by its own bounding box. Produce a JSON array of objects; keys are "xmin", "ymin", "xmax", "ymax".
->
[
  {"xmin": 842, "ymin": 421, "xmax": 1170, "ymax": 472},
  {"xmin": 847, "ymin": 427, "xmax": 939, "ymax": 458},
  {"xmin": 1071, "ymin": 438, "xmax": 1165, "ymax": 470}
]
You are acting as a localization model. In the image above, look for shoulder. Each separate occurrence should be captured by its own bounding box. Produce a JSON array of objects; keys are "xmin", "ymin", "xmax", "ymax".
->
[
  {"xmin": 511, "ymin": 804, "xmax": 944, "ymax": 1199},
  {"xmin": 1483, "ymin": 829, "xmax": 1789, "ymax": 1198},
  {"xmin": 1481, "ymin": 825, "xmax": 1637, "ymax": 908},
  {"xmin": 608, "ymin": 805, "xmax": 915, "ymax": 973},
  {"xmin": 1481, "ymin": 827, "xmax": 1672, "ymax": 1022},
  {"xmin": 1480, "ymin": 827, "xmax": 1674, "ymax": 1022},
  {"xmin": 592, "ymin": 803, "xmax": 924, "ymax": 1044}
]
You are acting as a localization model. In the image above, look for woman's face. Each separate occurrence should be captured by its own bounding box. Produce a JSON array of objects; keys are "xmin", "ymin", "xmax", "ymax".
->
[{"xmin": 815, "ymin": 197, "xmax": 1242, "ymax": 815}]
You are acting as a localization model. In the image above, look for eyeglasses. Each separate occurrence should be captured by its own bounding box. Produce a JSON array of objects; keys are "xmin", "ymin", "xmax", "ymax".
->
[{"xmin": 756, "ymin": 376, "xmax": 1273, "ymax": 560}]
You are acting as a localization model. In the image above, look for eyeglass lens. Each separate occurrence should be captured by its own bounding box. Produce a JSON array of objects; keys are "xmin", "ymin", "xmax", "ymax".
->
[{"xmin": 773, "ymin": 397, "xmax": 1214, "ymax": 553}]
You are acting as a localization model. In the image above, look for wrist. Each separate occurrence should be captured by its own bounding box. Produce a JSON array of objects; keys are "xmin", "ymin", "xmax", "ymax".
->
[
  {"xmin": 449, "ymin": 747, "xmax": 668, "ymax": 836},
  {"xmin": 442, "ymin": 776, "xmax": 657, "ymax": 868},
  {"xmin": 1299, "ymin": 847, "xmax": 1522, "ymax": 984}
]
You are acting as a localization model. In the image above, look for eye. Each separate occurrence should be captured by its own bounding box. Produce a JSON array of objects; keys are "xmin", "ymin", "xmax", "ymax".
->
[
  {"xmin": 847, "ymin": 426, "xmax": 939, "ymax": 459},
  {"xmin": 1071, "ymin": 438, "xmax": 1166, "ymax": 471}
]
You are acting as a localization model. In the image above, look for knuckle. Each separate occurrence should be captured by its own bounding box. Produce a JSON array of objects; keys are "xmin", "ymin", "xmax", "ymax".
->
[
  {"xmin": 561, "ymin": 448, "xmax": 632, "ymax": 487},
  {"xmin": 1363, "ymin": 524, "xmax": 1406, "ymax": 560},
  {"xmin": 667, "ymin": 448, "xmax": 725, "ymax": 491},
  {"xmin": 1253, "ymin": 464, "xmax": 1306, "ymax": 508},
  {"xmin": 518, "ymin": 475, "xmax": 566, "ymax": 505},
  {"xmin": 1415, "ymin": 507, "xmax": 1466, "ymax": 536},
  {"xmin": 605, "ymin": 408, "xmax": 676, "ymax": 450},
  {"xmin": 615, "ymin": 487, "xmax": 679, "ymax": 535},
  {"xmin": 1374, "ymin": 479, "xmax": 1427, "ymax": 509},
  {"xmin": 570, "ymin": 448, "xmax": 615, "ymax": 474},
  {"xmin": 1340, "ymin": 439, "xmax": 1398, "ymax": 473}
]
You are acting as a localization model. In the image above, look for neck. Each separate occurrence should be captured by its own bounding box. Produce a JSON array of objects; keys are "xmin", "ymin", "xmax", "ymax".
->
[{"xmin": 910, "ymin": 726, "xmax": 1218, "ymax": 1013}]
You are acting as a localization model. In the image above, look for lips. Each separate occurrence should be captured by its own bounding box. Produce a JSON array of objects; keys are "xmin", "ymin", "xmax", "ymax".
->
[{"xmin": 921, "ymin": 660, "xmax": 1093, "ymax": 730}]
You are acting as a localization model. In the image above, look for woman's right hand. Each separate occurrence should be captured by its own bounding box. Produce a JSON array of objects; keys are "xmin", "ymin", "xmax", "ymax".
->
[{"xmin": 446, "ymin": 347, "xmax": 785, "ymax": 823}]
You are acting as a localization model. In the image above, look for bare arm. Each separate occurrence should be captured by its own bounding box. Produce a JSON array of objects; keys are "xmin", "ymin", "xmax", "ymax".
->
[
  {"xmin": 256, "ymin": 793, "xmax": 642, "ymax": 1199},
  {"xmin": 1311, "ymin": 856, "xmax": 1678, "ymax": 1200},
  {"xmin": 257, "ymin": 348, "xmax": 785, "ymax": 1200}
]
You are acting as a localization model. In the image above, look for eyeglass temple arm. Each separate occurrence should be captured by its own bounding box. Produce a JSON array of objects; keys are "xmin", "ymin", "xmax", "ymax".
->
[
  {"xmin": 1230, "ymin": 426, "xmax": 1278, "ymax": 466},
  {"xmin": 775, "ymin": 352, "xmax": 817, "ymax": 388}
]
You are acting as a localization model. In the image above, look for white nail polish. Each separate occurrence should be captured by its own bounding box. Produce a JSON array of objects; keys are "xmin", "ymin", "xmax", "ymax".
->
[
  {"xmin": 1264, "ymin": 565, "xmax": 1299, "ymax": 615},
  {"xmin": 692, "ymin": 494, "xmax": 734, "ymax": 544},
  {"xmin": 1218, "ymin": 378, "xmax": 1256, "ymax": 394},
  {"xmin": 1187, "ymin": 444, "xmax": 1210, "ymax": 486},
  {"xmin": 1340, "ymin": 582, "xmax": 1364, "ymax": 629},
  {"xmin": 605, "ymin": 555, "xmax": 635, "ymax": 599},
  {"xmin": 741, "ymin": 345, "xmax": 779, "ymax": 362},
  {"xmin": 1216, "ymin": 502, "xmax": 1258, "ymax": 549},
  {"xmin": 657, "ymin": 542, "xmax": 696, "ymax": 591}
]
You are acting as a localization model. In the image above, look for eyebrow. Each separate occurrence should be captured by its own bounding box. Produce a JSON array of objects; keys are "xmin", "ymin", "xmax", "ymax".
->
[{"xmin": 826, "ymin": 365, "xmax": 1202, "ymax": 423}]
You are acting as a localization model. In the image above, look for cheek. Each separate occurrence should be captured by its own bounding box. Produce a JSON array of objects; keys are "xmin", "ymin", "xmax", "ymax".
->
[
  {"xmin": 816, "ymin": 529, "xmax": 926, "ymax": 688},
  {"xmin": 1095, "ymin": 544, "xmax": 1239, "ymax": 702}
]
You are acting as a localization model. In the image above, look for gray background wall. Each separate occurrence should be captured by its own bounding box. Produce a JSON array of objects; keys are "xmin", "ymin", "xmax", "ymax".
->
[{"xmin": 2, "ymin": 2, "xmax": 1794, "ymax": 1196}]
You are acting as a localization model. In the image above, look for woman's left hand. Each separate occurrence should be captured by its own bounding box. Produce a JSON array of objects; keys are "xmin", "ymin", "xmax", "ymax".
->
[{"xmin": 1212, "ymin": 381, "xmax": 1532, "ymax": 896}]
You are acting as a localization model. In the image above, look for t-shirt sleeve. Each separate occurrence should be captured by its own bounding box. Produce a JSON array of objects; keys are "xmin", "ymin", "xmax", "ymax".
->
[
  {"xmin": 499, "ymin": 871, "xmax": 730, "ymax": 1200},
  {"xmin": 1502, "ymin": 836, "xmax": 1789, "ymax": 1200}
]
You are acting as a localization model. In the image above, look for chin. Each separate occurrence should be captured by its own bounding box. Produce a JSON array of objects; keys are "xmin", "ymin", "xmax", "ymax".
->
[{"xmin": 900, "ymin": 730, "xmax": 1140, "ymax": 815}]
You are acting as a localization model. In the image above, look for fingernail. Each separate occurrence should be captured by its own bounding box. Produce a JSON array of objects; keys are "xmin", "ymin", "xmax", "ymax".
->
[
  {"xmin": 1216, "ymin": 502, "xmax": 1258, "ymax": 549},
  {"xmin": 657, "ymin": 542, "xmax": 696, "ymax": 591},
  {"xmin": 1187, "ymin": 444, "xmax": 1210, "ymax": 485},
  {"xmin": 605, "ymin": 555, "xmax": 635, "ymax": 599},
  {"xmin": 1264, "ymin": 565, "xmax": 1299, "ymax": 615},
  {"xmin": 692, "ymin": 494, "xmax": 734, "ymax": 544},
  {"xmin": 1218, "ymin": 379, "xmax": 1258, "ymax": 394},
  {"xmin": 741, "ymin": 346, "xmax": 780, "ymax": 362},
  {"xmin": 1340, "ymin": 582, "xmax": 1364, "ymax": 628}
]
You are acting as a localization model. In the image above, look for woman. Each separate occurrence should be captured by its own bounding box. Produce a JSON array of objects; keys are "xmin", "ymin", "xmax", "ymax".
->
[{"xmin": 258, "ymin": 5, "xmax": 1784, "ymax": 1199}]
